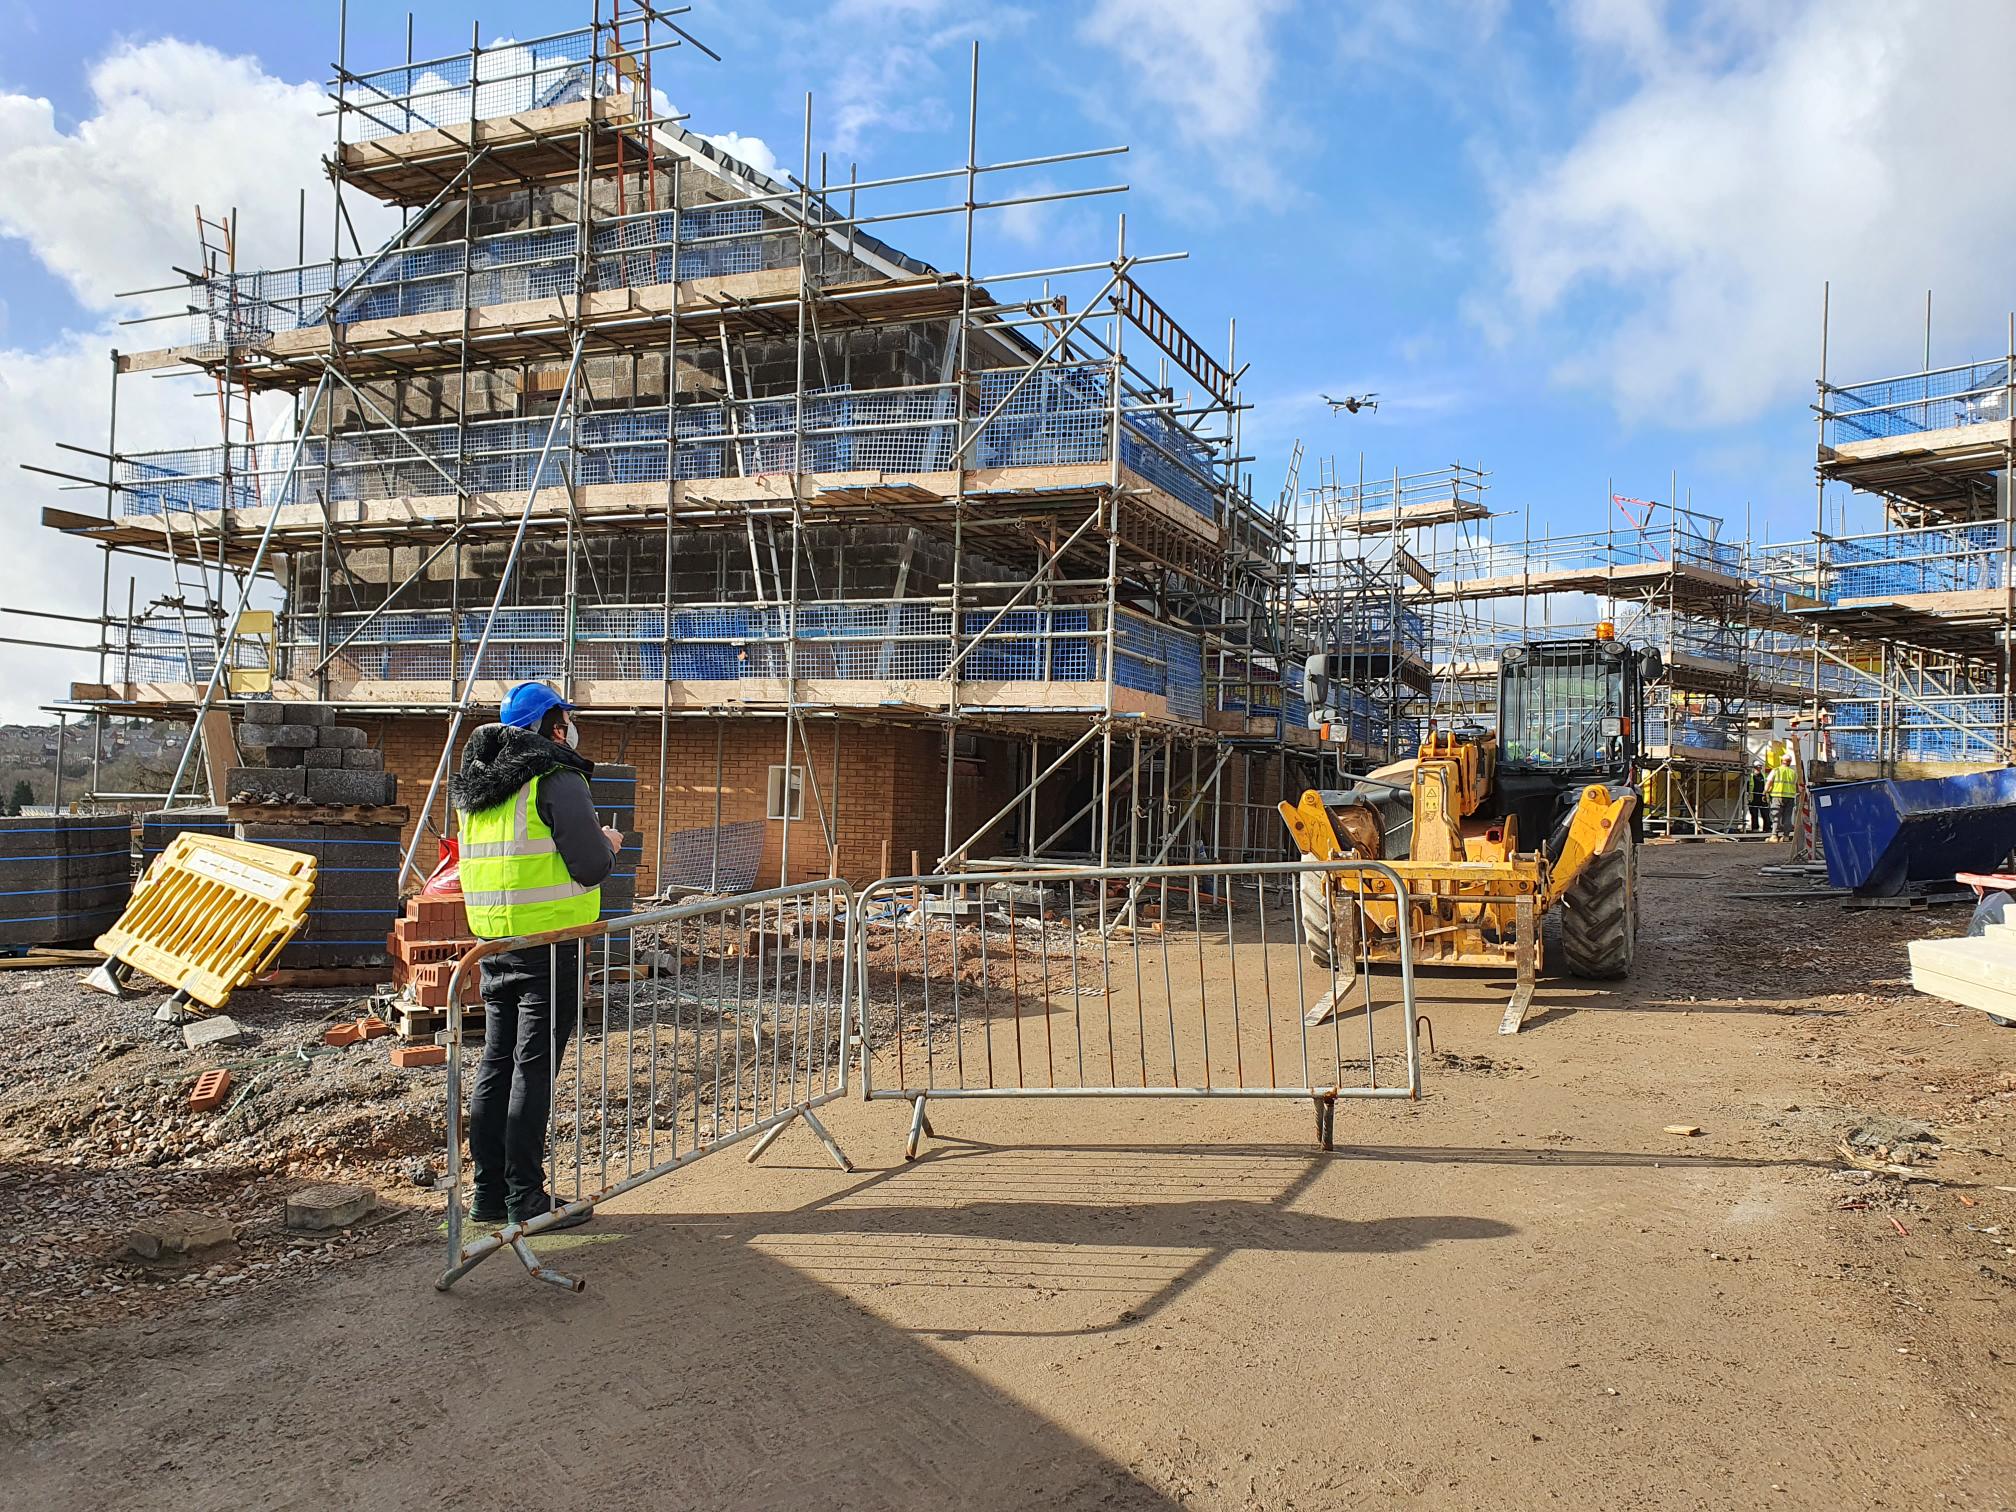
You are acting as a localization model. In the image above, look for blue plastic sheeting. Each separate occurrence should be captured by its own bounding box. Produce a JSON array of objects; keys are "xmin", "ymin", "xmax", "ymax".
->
[
  {"xmin": 1111, "ymin": 616, "xmax": 1206, "ymax": 719},
  {"xmin": 972, "ymin": 368, "xmax": 1220, "ymax": 519},
  {"xmin": 1814, "ymin": 767, "xmax": 2016, "ymax": 895},
  {"xmin": 311, "ymin": 602, "xmax": 1216, "ymax": 711},
  {"xmin": 1823, "ymin": 522, "xmax": 2005, "ymax": 600},
  {"xmin": 204, "ymin": 203, "xmax": 779, "ymax": 342},
  {"xmin": 120, "ymin": 372, "xmax": 1226, "ymax": 518},
  {"xmin": 340, "ymin": 31, "xmax": 597, "ymax": 142},
  {"xmin": 1824, "ymin": 360, "xmax": 2010, "ymax": 445},
  {"xmin": 1826, "ymin": 696, "xmax": 2005, "ymax": 762}
]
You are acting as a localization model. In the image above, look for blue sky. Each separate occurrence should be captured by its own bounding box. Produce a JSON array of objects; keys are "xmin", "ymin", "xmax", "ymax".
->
[{"xmin": 1, "ymin": 0, "xmax": 2012, "ymax": 715}]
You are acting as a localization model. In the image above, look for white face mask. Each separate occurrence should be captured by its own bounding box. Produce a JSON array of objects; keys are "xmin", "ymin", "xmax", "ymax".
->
[{"xmin": 561, "ymin": 719, "xmax": 580, "ymax": 751}]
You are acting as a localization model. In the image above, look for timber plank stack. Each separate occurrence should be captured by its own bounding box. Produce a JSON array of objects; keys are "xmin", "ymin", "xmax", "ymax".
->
[{"xmin": 1909, "ymin": 924, "xmax": 2016, "ymax": 1026}]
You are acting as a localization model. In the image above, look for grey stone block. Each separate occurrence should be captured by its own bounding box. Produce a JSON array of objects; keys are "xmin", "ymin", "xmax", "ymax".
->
[
  {"xmin": 304, "ymin": 768, "xmax": 397, "ymax": 805},
  {"xmin": 225, "ymin": 767, "xmax": 307, "ymax": 801},
  {"xmin": 182, "ymin": 1015, "xmax": 246, "ymax": 1050},
  {"xmin": 126, "ymin": 1210, "xmax": 235, "ymax": 1259},
  {"xmin": 285, "ymin": 1183, "xmax": 375, "ymax": 1231},
  {"xmin": 341, "ymin": 749, "xmax": 385, "ymax": 771},
  {"xmin": 316, "ymin": 725, "xmax": 368, "ymax": 750},
  {"xmin": 276, "ymin": 702, "xmax": 335, "ymax": 727},
  {"xmin": 240, "ymin": 722, "xmax": 318, "ymax": 750},
  {"xmin": 302, "ymin": 749, "xmax": 343, "ymax": 769},
  {"xmin": 241, "ymin": 702, "xmax": 285, "ymax": 725}
]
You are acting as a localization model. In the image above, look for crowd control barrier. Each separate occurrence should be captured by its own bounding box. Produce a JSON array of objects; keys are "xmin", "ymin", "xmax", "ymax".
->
[
  {"xmin": 436, "ymin": 859, "xmax": 1418, "ymax": 1294},
  {"xmin": 854, "ymin": 859, "xmax": 1420, "ymax": 1156},
  {"xmin": 436, "ymin": 878, "xmax": 855, "ymax": 1292}
]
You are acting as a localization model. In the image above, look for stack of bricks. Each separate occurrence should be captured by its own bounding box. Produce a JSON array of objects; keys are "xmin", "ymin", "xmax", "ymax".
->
[
  {"xmin": 389, "ymin": 892, "xmax": 476, "ymax": 1011},
  {"xmin": 230, "ymin": 702, "xmax": 398, "ymax": 807}
]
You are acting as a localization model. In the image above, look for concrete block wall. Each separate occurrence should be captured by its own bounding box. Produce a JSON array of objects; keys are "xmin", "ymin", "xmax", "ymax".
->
[{"xmin": 299, "ymin": 523, "xmax": 995, "ymax": 618}]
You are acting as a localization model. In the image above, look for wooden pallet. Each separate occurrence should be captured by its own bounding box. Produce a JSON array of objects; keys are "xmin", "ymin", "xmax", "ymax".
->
[
  {"xmin": 395, "ymin": 995, "xmax": 609, "ymax": 1042},
  {"xmin": 227, "ymin": 801, "xmax": 412, "ymax": 825}
]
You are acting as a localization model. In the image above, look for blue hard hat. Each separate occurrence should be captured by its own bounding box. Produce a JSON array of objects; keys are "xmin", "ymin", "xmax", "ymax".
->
[{"xmin": 500, "ymin": 681, "xmax": 574, "ymax": 730}]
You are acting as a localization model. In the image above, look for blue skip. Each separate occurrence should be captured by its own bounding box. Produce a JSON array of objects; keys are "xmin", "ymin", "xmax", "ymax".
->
[{"xmin": 1813, "ymin": 767, "xmax": 2016, "ymax": 895}]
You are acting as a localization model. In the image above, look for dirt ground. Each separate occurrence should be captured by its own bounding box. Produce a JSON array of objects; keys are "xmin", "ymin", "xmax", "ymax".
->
[{"xmin": 3, "ymin": 839, "xmax": 2013, "ymax": 1509}]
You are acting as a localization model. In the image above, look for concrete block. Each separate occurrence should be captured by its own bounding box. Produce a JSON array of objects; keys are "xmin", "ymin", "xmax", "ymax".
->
[
  {"xmin": 276, "ymin": 702, "xmax": 335, "ymax": 727},
  {"xmin": 284, "ymin": 1183, "xmax": 376, "ymax": 1231},
  {"xmin": 241, "ymin": 702, "xmax": 285, "ymax": 725},
  {"xmin": 225, "ymin": 767, "xmax": 307, "ymax": 801},
  {"xmin": 182, "ymin": 1015, "xmax": 247, "ymax": 1050},
  {"xmin": 304, "ymin": 769, "xmax": 396, "ymax": 805},
  {"xmin": 316, "ymin": 725, "xmax": 368, "ymax": 750},
  {"xmin": 240, "ymin": 722, "xmax": 319, "ymax": 750},
  {"xmin": 302, "ymin": 748, "xmax": 343, "ymax": 768},
  {"xmin": 126, "ymin": 1210, "xmax": 236, "ymax": 1259},
  {"xmin": 341, "ymin": 748, "xmax": 385, "ymax": 771}
]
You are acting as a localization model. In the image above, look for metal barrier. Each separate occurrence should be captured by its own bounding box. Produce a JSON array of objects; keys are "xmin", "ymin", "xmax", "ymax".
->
[
  {"xmin": 435, "ymin": 878, "xmax": 855, "ymax": 1293},
  {"xmin": 854, "ymin": 860, "xmax": 1420, "ymax": 1157}
]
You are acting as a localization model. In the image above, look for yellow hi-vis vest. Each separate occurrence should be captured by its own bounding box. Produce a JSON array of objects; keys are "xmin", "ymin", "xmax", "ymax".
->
[
  {"xmin": 457, "ymin": 772, "xmax": 600, "ymax": 939},
  {"xmin": 1766, "ymin": 763, "xmax": 1798, "ymax": 800}
]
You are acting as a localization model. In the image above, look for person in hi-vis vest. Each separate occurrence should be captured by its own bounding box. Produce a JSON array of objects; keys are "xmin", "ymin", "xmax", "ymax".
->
[
  {"xmin": 452, "ymin": 681, "xmax": 621, "ymax": 1230},
  {"xmin": 1765, "ymin": 756, "xmax": 1799, "ymax": 840}
]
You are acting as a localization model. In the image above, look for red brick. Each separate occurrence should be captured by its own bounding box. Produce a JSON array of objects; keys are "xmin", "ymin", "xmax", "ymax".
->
[
  {"xmin": 390, "ymin": 1044, "xmax": 447, "ymax": 1068},
  {"xmin": 188, "ymin": 1067, "xmax": 233, "ymax": 1112},
  {"xmin": 356, "ymin": 1015, "xmax": 393, "ymax": 1040},
  {"xmin": 322, "ymin": 1023, "xmax": 365, "ymax": 1047}
]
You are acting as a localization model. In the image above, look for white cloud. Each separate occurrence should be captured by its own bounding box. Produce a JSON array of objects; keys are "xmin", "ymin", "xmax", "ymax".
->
[
  {"xmin": 1487, "ymin": 0, "xmax": 2016, "ymax": 425},
  {"xmin": 700, "ymin": 131, "xmax": 782, "ymax": 181},
  {"xmin": 0, "ymin": 39, "xmax": 372, "ymax": 724},
  {"xmin": 1079, "ymin": 0, "xmax": 1294, "ymax": 196},
  {"xmin": 0, "ymin": 39, "xmax": 367, "ymax": 311},
  {"xmin": 798, "ymin": 1, "xmax": 1031, "ymax": 157}
]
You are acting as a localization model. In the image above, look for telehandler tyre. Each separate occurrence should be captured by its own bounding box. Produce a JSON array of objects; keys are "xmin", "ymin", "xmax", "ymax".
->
[{"xmin": 1559, "ymin": 828, "xmax": 1636, "ymax": 979}]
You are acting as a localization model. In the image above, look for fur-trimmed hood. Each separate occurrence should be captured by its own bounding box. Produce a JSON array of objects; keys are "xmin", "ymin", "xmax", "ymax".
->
[{"xmin": 451, "ymin": 723, "xmax": 595, "ymax": 813}]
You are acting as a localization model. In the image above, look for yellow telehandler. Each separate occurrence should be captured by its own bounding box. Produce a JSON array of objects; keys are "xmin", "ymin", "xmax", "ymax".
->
[{"xmin": 1281, "ymin": 629, "xmax": 1663, "ymax": 1033}]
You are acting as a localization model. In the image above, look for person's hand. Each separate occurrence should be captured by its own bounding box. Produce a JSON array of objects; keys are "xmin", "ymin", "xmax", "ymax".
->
[{"xmin": 602, "ymin": 825, "xmax": 624, "ymax": 854}]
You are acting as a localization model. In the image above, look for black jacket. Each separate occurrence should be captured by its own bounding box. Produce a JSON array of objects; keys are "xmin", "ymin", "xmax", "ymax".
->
[{"xmin": 451, "ymin": 723, "xmax": 615, "ymax": 889}]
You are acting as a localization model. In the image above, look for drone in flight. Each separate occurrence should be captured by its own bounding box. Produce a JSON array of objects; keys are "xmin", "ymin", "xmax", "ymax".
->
[{"xmin": 1322, "ymin": 392, "xmax": 1379, "ymax": 415}]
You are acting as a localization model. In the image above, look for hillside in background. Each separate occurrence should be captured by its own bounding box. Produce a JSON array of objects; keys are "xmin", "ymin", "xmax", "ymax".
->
[{"xmin": 0, "ymin": 719, "xmax": 184, "ymax": 809}]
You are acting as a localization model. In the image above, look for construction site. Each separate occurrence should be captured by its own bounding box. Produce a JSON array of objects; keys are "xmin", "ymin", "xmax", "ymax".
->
[{"xmin": 2, "ymin": 6, "xmax": 2014, "ymax": 1509}]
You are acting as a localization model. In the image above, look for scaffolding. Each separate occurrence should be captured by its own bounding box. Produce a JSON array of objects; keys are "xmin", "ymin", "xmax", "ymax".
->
[
  {"xmin": 1769, "ymin": 300, "xmax": 2016, "ymax": 772},
  {"xmin": 1391, "ymin": 485, "xmax": 1813, "ymax": 836},
  {"xmin": 24, "ymin": 3, "xmax": 1336, "ymax": 891}
]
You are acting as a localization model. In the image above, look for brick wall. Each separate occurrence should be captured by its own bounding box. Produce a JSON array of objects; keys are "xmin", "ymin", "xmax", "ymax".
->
[
  {"xmin": 347, "ymin": 713, "xmax": 1288, "ymax": 889},
  {"xmin": 355, "ymin": 713, "xmax": 965, "ymax": 891}
]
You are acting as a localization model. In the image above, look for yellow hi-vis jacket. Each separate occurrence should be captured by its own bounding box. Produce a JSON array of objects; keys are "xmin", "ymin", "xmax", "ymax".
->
[
  {"xmin": 457, "ymin": 771, "xmax": 601, "ymax": 938},
  {"xmin": 1765, "ymin": 763, "xmax": 1798, "ymax": 800}
]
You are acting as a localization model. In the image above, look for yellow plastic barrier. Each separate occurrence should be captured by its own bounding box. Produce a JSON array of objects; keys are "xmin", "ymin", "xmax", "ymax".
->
[{"xmin": 93, "ymin": 834, "xmax": 318, "ymax": 1012}]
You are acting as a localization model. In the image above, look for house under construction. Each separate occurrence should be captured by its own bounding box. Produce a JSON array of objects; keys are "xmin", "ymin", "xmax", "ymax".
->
[{"xmin": 34, "ymin": 6, "xmax": 1358, "ymax": 897}]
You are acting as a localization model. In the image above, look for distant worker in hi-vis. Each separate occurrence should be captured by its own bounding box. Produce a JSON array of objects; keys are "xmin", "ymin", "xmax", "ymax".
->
[
  {"xmin": 452, "ymin": 681, "xmax": 621, "ymax": 1231},
  {"xmin": 1765, "ymin": 756, "xmax": 1798, "ymax": 840}
]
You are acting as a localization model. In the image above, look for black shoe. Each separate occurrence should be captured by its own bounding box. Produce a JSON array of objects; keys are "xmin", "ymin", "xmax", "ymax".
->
[
  {"xmin": 511, "ymin": 1199, "xmax": 594, "ymax": 1232},
  {"xmin": 468, "ymin": 1199, "xmax": 507, "ymax": 1225}
]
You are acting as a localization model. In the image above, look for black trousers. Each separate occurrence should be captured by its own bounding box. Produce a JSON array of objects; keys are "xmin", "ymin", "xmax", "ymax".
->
[{"xmin": 468, "ymin": 940, "xmax": 581, "ymax": 1217}]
